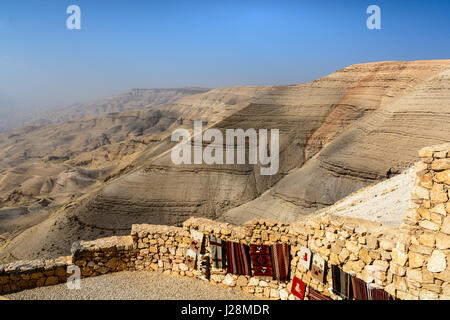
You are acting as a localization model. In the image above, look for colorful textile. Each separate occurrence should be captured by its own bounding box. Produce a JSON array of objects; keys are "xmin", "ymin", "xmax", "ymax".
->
[
  {"xmin": 307, "ymin": 288, "xmax": 332, "ymax": 300},
  {"xmin": 351, "ymin": 276, "xmax": 369, "ymax": 300},
  {"xmin": 331, "ymin": 265, "xmax": 353, "ymax": 300},
  {"xmin": 368, "ymin": 285, "xmax": 391, "ymax": 300},
  {"xmin": 209, "ymin": 235, "xmax": 226, "ymax": 270},
  {"xmin": 291, "ymin": 277, "xmax": 306, "ymax": 300},
  {"xmin": 271, "ymin": 243, "xmax": 290, "ymax": 281},
  {"xmin": 311, "ymin": 254, "xmax": 326, "ymax": 283},
  {"xmin": 226, "ymin": 241, "xmax": 252, "ymax": 276},
  {"xmin": 249, "ymin": 244, "xmax": 273, "ymax": 277},
  {"xmin": 197, "ymin": 253, "xmax": 210, "ymax": 280},
  {"xmin": 298, "ymin": 246, "xmax": 312, "ymax": 270},
  {"xmin": 185, "ymin": 248, "xmax": 197, "ymax": 269},
  {"xmin": 190, "ymin": 229, "xmax": 204, "ymax": 252}
]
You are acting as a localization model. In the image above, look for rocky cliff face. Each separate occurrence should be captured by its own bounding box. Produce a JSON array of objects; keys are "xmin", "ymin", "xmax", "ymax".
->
[
  {"xmin": 223, "ymin": 60, "xmax": 450, "ymax": 224},
  {"xmin": 1, "ymin": 60, "xmax": 450, "ymax": 263}
]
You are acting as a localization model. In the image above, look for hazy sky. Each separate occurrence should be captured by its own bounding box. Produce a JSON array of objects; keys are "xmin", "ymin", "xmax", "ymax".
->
[{"xmin": 1, "ymin": 0, "xmax": 449, "ymax": 114}]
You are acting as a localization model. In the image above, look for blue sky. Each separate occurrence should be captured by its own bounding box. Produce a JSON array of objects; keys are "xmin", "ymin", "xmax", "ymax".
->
[{"xmin": 0, "ymin": 0, "xmax": 449, "ymax": 112}]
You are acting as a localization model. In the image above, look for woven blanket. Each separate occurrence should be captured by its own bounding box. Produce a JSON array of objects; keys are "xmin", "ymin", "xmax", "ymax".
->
[
  {"xmin": 291, "ymin": 277, "xmax": 306, "ymax": 300},
  {"xmin": 298, "ymin": 246, "xmax": 312, "ymax": 270},
  {"xmin": 311, "ymin": 254, "xmax": 326, "ymax": 283},
  {"xmin": 190, "ymin": 229, "xmax": 204, "ymax": 253},
  {"xmin": 226, "ymin": 241, "xmax": 252, "ymax": 276},
  {"xmin": 271, "ymin": 243, "xmax": 290, "ymax": 281},
  {"xmin": 307, "ymin": 288, "xmax": 332, "ymax": 300},
  {"xmin": 249, "ymin": 244, "xmax": 273, "ymax": 277},
  {"xmin": 197, "ymin": 253, "xmax": 210, "ymax": 281},
  {"xmin": 331, "ymin": 265, "xmax": 353, "ymax": 299},
  {"xmin": 185, "ymin": 248, "xmax": 197, "ymax": 269},
  {"xmin": 351, "ymin": 276, "xmax": 368, "ymax": 300},
  {"xmin": 209, "ymin": 235, "xmax": 226, "ymax": 270},
  {"xmin": 368, "ymin": 285, "xmax": 392, "ymax": 300}
]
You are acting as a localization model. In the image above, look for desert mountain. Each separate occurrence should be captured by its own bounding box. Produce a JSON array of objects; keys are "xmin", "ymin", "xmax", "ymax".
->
[
  {"xmin": 1, "ymin": 60, "xmax": 450, "ymax": 263},
  {"xmin": 0, "ymin": 88, "xmax": 209, "ymax": 133}
]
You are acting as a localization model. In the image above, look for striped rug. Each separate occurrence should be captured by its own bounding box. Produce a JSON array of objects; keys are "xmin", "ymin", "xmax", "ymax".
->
[
  {"xmin": 270, "ymin": 243, "xmax": 290, "ymax": 281},
  {"xmin": 368, "ymin": 285, "xmax": 392, "ymax": 300},
  {"xmin": 209, "ymin": 235, "xmax": 226, "ymax": 270},
  {"xmin": 351, "ymin": 276, "xmax": 369, "ymax": 300},
  {"xmin": 226, "ymin": 241, "xmax": 252, "ymax": 276},
  {"xmin": 307, "ymin": 288, "xmax": 333, "ymax": 300},
  {"xmin": 331, "ymin": 265, "xmax": 353, "ymax": 300}
]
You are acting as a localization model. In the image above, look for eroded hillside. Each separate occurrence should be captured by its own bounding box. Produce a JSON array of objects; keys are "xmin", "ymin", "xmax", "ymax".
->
[{"xmin": 1, "ymin": 60, "xmax": 450, "ymax": 263}]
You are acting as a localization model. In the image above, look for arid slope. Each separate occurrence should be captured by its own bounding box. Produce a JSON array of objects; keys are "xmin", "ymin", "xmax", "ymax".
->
[{"xmin": 1, "ymin": 60, "xmax": 450, "ymax": 262}]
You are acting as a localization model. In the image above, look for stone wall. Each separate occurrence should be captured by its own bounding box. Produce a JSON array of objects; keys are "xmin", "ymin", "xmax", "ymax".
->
[
  {"xmin": 0, "ymin": 256, "xmax": 70, "ymax": 293},
  {"xmin": 391, "ymin": 143, "xmax": 450, "ymax": 299},
  {"xmin": 125, "ymin": 216, "xmax": 399, "ymax": 300},
  {"xmin": 1, "ymin": 144, "xmax": 449, "ymax": 300}
]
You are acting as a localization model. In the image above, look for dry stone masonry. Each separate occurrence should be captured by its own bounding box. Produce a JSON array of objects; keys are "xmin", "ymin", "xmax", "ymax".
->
[{"xmin": 1, "ymin": 144, "xmax": 449, "ymax": 300}]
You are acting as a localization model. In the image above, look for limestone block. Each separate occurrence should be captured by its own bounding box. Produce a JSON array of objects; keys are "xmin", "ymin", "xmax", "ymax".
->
[
  {"xmin": 419, "ymin": 233, "xmax": 436, "ymax": 247},
  {"xmin": 391, "ymin": 248, "xmax": 408, "ymax": 267},
  {"xmin": 409, "ymin": 253, "xmax": 426, "ymax": 269},
  {"xmin": 432, "ymin": 159, "xmax": 450, "ymax": 171},
  {"xmin": 325, "ymin": 231, "xmax": 337, "ymax": 242},
  {"xmin": 236, "ymin": 276, "xmax": 248, "ymax": 287},
  {"xmin": 259, "ymin": 280, "xmax": 269, "ymax": 287},
  {"xmin": 417, "ymin": 174, "xmax": 433, "ymax": 188},
  {"xmin": 419, "ymin": 290, "xmax": 439, "ymax": 300},
  {"xmin": 44, "ymin": 276, "xmax": 59, "ymax": 286},
  {"xmin": 379, "ymin": 240, "xmax": 394, "ymax": 251},
  {"xmin": 390, "ymin": 262, "xmax": 406, "ymax": 276},
  {"xmin": 427, "ymin": 250, "xmax": 447, "ymax": 273},
  {"xmin": 270, "ymin": 288, "xmax": 280, "ymax": 299},
  {"xmin": 345, "ymin": 241, "xmax": 360, "ymax": 254},
  {"xmin": 441, "ymin": 217, "xmax": 450, "ymax": 235},
  {"xmin": 369, "ymin": 250, "xmax": 381, "ymax": 260},
  {"xmin": 418, "ymin": 207, "xmax": 431, "ymax": 220},
  {"xmin": 414, "ymin": 161, "xmax": 428, "ymax": 175},
  {"xmin": 431, "ymin": 204, "xmax": 447, "ymax": 216},
  {"xmin": 373, "ymin": 260, "xmax": 389, "ymax": 272},
  {"xmin": 419, "ymin": 220, "xmax": 440, "ymax": 231},
  {"xmin": 436, "ymin": 233, "xmax": 450, "ymax": 250},
  {"xmin": 248, "ymin": 277, "xmax": 259, "ymax": 287},
  {"xmin": 344, "ymin": 260, "xmax": 365, "ymax": 273},
  {"xmin": 407, "ymin": 269, "xmax": 423, "ymax": 283},
  {"xmin": 434, "ymin": 151, "xmax": 448, "ymax": 159},
  {"xmin": 279, "ymin": 289, "xmax": 289, "ymax": 300},
  {"xmin": 412, "ymin": 186, "xmax": 430, "ymax": 200},
  {"xmin": 366, "ymin": 237, "xmax": 378, "ymax": 249},
  {"xmin": 394, "ymin": 276, "xmax": 408, "ymax": 292},
  {"xmin": 359, "ymin": 248, "xmax": 372, "ymax": 264},
  {"xmin": 419, "ymin": 148, "xmax": 433, "ymax": 158},
  {"xmin": 422, "ymin": 283, "xmax": 442, "ymax": 294},
  {"xmin": 430, "ymin": 183, "xmax": 448, "ymax": 203},
  {"xmin": 443, "ymin": 282, "xmax": 450, "ymax": 296}
]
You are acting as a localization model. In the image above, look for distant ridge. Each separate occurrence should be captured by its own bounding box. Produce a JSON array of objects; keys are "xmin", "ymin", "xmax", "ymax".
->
[{"xmin": 0, "ymin": 87, "xmax": 210, "ymax": 133}]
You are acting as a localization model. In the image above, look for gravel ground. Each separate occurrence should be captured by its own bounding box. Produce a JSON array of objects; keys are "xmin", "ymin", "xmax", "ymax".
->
[{"xmin": 4, "ymin": 271, "xmax": 259, "ymax": 300}]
